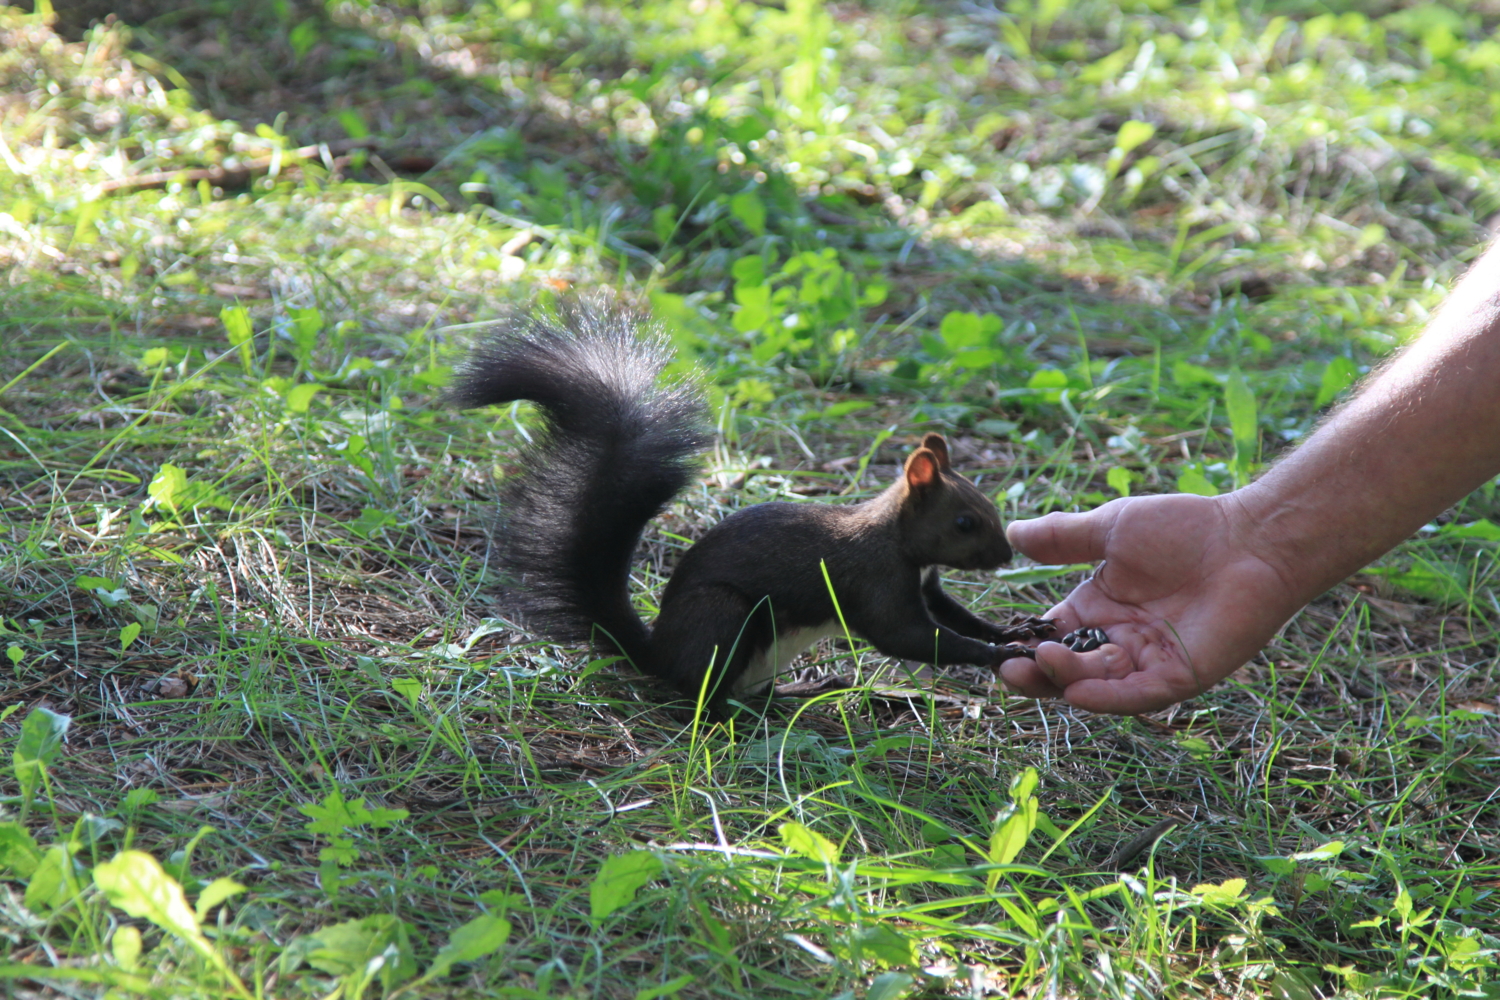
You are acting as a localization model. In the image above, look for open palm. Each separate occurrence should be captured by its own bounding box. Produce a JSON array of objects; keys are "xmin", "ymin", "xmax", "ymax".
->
[{"xmin": 997, "ymin": 493, "xmax": 1305, "ymax": 715}]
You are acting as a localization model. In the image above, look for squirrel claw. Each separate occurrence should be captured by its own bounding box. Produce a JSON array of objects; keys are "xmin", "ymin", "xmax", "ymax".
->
[{"xmin": 994, "ymin": 615, "xmax": 1059, "ymax": 643}]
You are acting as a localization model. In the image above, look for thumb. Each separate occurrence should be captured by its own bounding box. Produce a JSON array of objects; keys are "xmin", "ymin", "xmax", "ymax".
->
[{"xmin": 1006, "ymin": 502, "xmax": 1121, "ymax": 565}]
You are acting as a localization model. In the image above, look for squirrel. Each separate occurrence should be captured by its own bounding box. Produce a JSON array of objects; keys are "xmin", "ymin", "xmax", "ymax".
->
[{"xmin": 449, "ymin": 302, "xmax": 1055, "ymax": 710}]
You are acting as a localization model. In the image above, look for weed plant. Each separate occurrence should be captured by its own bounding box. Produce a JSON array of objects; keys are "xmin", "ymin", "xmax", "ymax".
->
[{"xmin": 1, "ymin": 1, "xmax": 1498, "ymax": 998}]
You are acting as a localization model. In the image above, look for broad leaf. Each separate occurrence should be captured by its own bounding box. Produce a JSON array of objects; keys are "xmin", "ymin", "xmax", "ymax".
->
[
  {"xmin": 195, "ymin": 877, "xmax": 247, "ymax": 921},
  {"xmin": 425, "ymin": 913, "xmax": 512, "ymax": 979},
  {"xmin": 590, "ymin": 851, "xmax": 663, "ymax": 919},
  {"xmin": 868, "ymin": 972, "xmax": 915, "ymax": 1000},
  {"xmin": 780, "ymin": 822, "xmax": 840, "ymax": 866},
  {"xmin": 281, "ymin": 914, "xmax": 417, "ymax": 992},
  {"xmin": 94, "ymin": 851, "xmax": 209, "ymax": 957},
  {"xmin": 0, "ymin": 822, "xmax": 42, "ymax": 878},
  {"xmin": 14, "ymin": 707, "xmax": 69, "ymax": 806}
]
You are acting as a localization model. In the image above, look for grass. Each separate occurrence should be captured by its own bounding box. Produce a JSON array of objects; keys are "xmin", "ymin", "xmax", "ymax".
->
[{"xmin": 2, "ymin": 0, "xmax": 1498, "ymax": 997}]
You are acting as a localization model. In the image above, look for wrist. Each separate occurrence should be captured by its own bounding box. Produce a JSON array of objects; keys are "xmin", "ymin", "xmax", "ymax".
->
[{"xmin": 1216, "ymin": 487, "xmax": 1337, "ymax": 618}]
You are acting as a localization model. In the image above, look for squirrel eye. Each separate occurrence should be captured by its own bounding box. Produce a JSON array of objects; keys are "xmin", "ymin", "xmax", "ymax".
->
[{"xmin": 954, "ymin": 514, "xmax": 976, "ymax": 533}]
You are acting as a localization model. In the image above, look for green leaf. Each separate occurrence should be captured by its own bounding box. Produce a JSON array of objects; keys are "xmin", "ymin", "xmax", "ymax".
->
[
  {"xmin": 1009, "ymin": 767, "xmax": 1039, "ymax": 803},
  {"xmin": 288, "ymin": 306, "xmax": 323, "ymax": 355},
  {"xmin": 1315, "ymin": 356, "xmax": 1358, "ymax": 408},
  {"xmin": 26, "ymin": 845, "xmax": 82, "ymax": 913},
  {"xmin": 1439, "ymin": 518, "xmax": 1500, "ymax": 541},
  {"xmin": 337, "ymin": 109, "xmax": 369, "ymax": 140},
  {"xmin": 1224, "ymin": 369, "xmax": 1258, "ymax": 480},
  {"xmin": 1179, "ymin": 736, "xmax": 1213, "ymax": 760},
  {"xmin": 1114, "ymin": 119, "xmax": 1156, "ymax": 157},
  {"xmin": 281, "ymin": 914, "xmax": 417, "ymax": 991},
  {"xmin": 284, "ymin": 383, "xmax": 321, "ymax": 413},
  {"xmin": 112, "ymin": 925, "xmax": 143, "ymax": 972},
  {"xmin": 77, "ymin": 575, "xmax": 127, "ymax": 607},
  {"xmin": 121, "ymin": 788, "xmax": 159, "ymax": 811},
  {"xmin": 365, "ymin": 805, "xmax": 408, "ymax": 827},
  {"xmin": 992, "ymin": 563, "xmax": 1093, "ymax": 585},
  {"xmin": 147, "ymin": 463, "xmax": 230, "ymax": 514},
  {"xmin": 938, "ymin": 310, "xmax": 985, "ymax": 350},
  {"xmin": 320, "ymin": 841, "xmax": 360, "ymax": 866},
  {"xmin": 730, "ymin": 190, "xmax": 766, "ymax": 236},
  {"xmin": 868, "ymin": 971, "xmax": 916, "ymax": 1000},
  {"xmin": 221, "ymin": 305, "xmax": 255, "ymax": 373},
  {"xmin": 1172, "ymin": 361, "xmax": 1222, "ymax": 388},
  {"xmin": 730, "ymin": 254, "xmax": 766, "ymax": 288},
  {"xmin": 288, "ymin": 19, "xmax": 320, "ymax": 60},
  {"xmin": 635, "ymin": 974, "xmax": 696, "ymax": 1000},
  {"xmin": 119, "ymin": 623, "xmax": 141, "ymax": 650},
  {"xmin": 1026, "ymin": 367, "xmax": 1069, "ymax": 403},
  {"xmin": 1176, "ymin": 467, "xmax": 1220, "ymax": 497},
  {"xmin": 94, "ymin": 851, "xmax": 215, "ymax": 959},
  {"xmin": 348, "ymin": 507, "xmax": 400, "ymax": 539},
  {"xmin": 424, "ymin": 913, "xmax": 512, "ymax": 979},
  {"xmin": 300, "ymin": 790, "xmax": 408, "ymax": 837},
  {"xmin": 816, "ymin": 400, "xmax": 873, "ymax": 420},
  {"xmin": 732, "ymin": 282, "xmax": 772, "ymax": 333},
  {"xmin": 1291, "ymin": 841, "xmax": 1345, "ymax": 861},
  {"xmin": 1190, "ymin": 877, "xmax": 1248, "ymax": 906},
  {"xmin": 0, "ymin": 822, "xmax": 43, "ymax": 877},
  {"xmin": 988, "ymin": 800, "xmax": 1036, "ymax": 866},
  {"xmin": 147, "ymin": 463, "xmax": 189, "ymax": 512},
  {"xmin": 1367, "ymin": 559, "xmax": 1469, "ymax": 603},
  {"xmin": 14, "ymin": 706, "xmax": 69, "ymax": 806},
  {"xmin": 15, "ymin": 705, "xmax": 69, "ymax": 769},
  {"xmin": 652, "ymin": 204, "xmax": 677, "ymax": 246},
  {"xmin": 851, "ymin": 925, "xmax": 919, "ymax": 968},
  {"xmin": 1106, "ymin": 465, "xmax": 1133, "ymax": 497},
  {"xmin": 780, "ymin": 822, "xmax": 841, "ymax": 866},
  {"xmin": 590, "ymin": 851, "xmax": 663, "ymax": 919},
  {"xmin": 194, "ymin": 876, "xmax": 247, "ymax": 921},
  {"xmin": 976, "ymin": 418, "xmax": 1018, "ymax": 438},
  {"xmin": 337, "ymin": 434, "xmax": 375, "ymax": 476},
  {"xmin": 300, "ymin": 791, "xmax": 360, "ymax": 835},
  {"xmin": 1258, "ymin": 855, "xmax": 1297, "ymax": 876},
  {"xmin": 391, "ymin": 676, "xmax": 422, "ymax": 707}
]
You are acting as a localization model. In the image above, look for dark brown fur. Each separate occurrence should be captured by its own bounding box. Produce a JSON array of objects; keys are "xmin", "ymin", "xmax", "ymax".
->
[{"xmin": 449, "ymin": 305, "xmax": 1032, "ymax": 709}]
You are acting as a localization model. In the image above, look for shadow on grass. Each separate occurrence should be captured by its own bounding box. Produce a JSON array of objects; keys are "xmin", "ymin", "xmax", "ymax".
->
[{"xmin": 41, "ymin": 0, "xmax": 1204, "ymax": 353}]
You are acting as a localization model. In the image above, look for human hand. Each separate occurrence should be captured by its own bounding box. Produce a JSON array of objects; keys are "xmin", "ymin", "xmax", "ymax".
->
[{"xmin": 997, "ymin": 493, "xmax": 1308, "ymax": 714}]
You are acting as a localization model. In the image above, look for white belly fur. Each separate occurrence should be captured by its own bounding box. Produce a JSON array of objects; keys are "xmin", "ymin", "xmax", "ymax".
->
[{"xmin": 733, "ymin": 621, "xmax": 842, "ymax": 694}]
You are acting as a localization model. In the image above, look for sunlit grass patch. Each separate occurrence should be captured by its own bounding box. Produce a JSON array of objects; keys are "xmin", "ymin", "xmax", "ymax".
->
[{"xmin": 2, "ymin": 1, "xmax": 1499, "ymax": 997}]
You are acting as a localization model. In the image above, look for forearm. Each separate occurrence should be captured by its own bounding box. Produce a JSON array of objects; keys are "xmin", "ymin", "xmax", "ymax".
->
[{"xmin": 1235, "ymin": 238, "xmax": 1500, "ymax": 600}]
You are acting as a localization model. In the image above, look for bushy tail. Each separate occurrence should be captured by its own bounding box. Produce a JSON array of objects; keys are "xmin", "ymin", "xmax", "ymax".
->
[{"xmin": 448, "ymin": 301, "xmax": 710, "ymax": 667}]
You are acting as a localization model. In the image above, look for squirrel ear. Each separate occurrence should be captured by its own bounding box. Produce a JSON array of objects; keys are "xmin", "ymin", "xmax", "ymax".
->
[
  {"xmin": 904, "ymin": 448, "xmax": 941, "ymax": 490},
  {"xmin": 920, "ymin": 433, "xmax": 951, "ymax": 469}
]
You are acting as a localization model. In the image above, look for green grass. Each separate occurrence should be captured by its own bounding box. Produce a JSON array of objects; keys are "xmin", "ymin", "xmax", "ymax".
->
[{"xmin": 2, "ymin": 1, "xmax": 1499, "ymax": 997}]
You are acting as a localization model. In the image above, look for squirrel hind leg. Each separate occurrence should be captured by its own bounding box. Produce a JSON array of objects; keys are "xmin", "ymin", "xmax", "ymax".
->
[{"xmin": 649, "ymin": 586, "xmax": 770, "ymax": 707}]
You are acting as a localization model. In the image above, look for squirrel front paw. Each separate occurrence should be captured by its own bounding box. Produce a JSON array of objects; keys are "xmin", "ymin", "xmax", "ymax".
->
[
  {"xmin": 991, "ymin": 641, "xmax": 1040, "ymax": 663},
  {"xmin": 993, "ymin": 614, "xmax": 1058, "ymax": 643},
  {"xmin": 989, "ymin": 624, "xmax": 1111, "ymax": 663}
]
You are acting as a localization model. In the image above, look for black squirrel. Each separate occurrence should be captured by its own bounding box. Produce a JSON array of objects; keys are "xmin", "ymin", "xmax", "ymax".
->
[{"xmin": 449, "ymin": 303, "xmax": 1054, "ymax": 709}]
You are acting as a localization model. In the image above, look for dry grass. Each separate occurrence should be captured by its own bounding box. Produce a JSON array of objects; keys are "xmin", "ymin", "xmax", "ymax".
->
[{"xmin": 3, "ymin": 3, "xmax": 1499, "ymax": 998}]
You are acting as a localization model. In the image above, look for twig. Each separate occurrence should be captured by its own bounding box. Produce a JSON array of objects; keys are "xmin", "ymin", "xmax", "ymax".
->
[
  {"xmin": 1106, "ymin": 816, "xmax": 1182, "ymax": 870},
  {"xmin": 96, "ymin": 138, "xmax": 379, "ymax": 195}
]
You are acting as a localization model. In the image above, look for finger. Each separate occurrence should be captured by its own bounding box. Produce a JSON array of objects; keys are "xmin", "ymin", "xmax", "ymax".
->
[
  {"xmin": 995, "ymin": 656, "xmax": 1064, "ymax": 699},
  {"xmin": 1032, "ymin": 640, "xmax": 1134, "ymax": 685},
  {"xmin": 1061, "ymin": 674, "xmax": 1189, "ymax": 716},
  {"xmin": 995, "ymin": 640, "xmax": 1129, "ymax": 699},
  {"xmin": 1005, "ymin": 503, "xmax": 1120, "ymax": 566}
]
